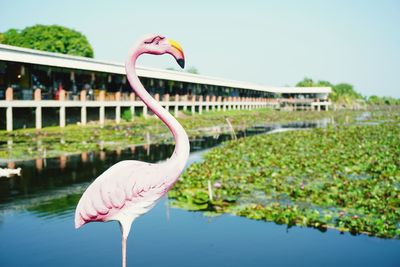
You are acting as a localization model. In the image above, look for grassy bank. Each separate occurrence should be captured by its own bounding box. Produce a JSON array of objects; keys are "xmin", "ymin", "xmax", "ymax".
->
[
  {"xmin": 169, "ymin": 112, "xmax": 400, "ymax": 238},
  {"xmin": 0, "ymin": 108, "xmax": 365, "ymax": 160}
]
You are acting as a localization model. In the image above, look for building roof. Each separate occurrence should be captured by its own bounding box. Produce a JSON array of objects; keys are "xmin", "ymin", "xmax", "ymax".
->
[{"xmin": 0, "ymin": 44, "xmax": 331, "ymax": 94}]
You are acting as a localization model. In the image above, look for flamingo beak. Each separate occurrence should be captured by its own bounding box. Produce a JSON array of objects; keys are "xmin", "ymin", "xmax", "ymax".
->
[{"xmin": 167, "ymin": 39, "xmax": 185, "ymax": 69}]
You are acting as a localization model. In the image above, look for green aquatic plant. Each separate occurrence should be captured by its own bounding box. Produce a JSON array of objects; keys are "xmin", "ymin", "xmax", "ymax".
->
[
  {"xmin": 169, "ymin": 113, "xmax": 400, "ymax": 238},
  {"xmin": 0, "ymin": 108, "xmax": 365, "ymax": 161}
]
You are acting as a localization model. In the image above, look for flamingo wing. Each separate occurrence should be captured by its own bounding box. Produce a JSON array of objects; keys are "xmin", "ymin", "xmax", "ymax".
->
[{"xmin": 75, "ymin": 160, "xmax": 168, "ymax": 229}]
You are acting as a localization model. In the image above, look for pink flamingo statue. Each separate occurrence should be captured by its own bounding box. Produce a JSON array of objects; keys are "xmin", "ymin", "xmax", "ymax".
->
[{"xmin": 75, "ymin": 35, "xmax": 190, "ymax": 267}]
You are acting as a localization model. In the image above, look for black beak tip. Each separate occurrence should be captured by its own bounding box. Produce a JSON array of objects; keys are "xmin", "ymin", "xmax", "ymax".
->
[{"xmin": 177, "ymin": 59, "xmax": 185, "ymax": 69}]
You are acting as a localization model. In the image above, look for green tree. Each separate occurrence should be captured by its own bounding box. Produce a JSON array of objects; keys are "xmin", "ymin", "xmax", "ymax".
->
[
  {"xmin": 333, "ymin": 83, "xmax": 361, "ymax": 98},
  {"xmin": 166, "ymin": 66, "xmax": 200, "ymax": 75},
  {"xmin": 296, "ymin": 77, "xmax": 399, "ymax": 106},
  {"xmin": 186, "ymin": 66, "xmax": 199, "ymax": 74},
  {"xmin": 296, "ymin": 77, "xmax": 365, "ymax": 103},
  {"xmin": 332, "ymin": 83, "xmax": 362, "ymax": 102},
  {"xmin": 368, "ymin": 95, "xmax": 400, "ymax": 105},
  {"xmin": 0, "ymin": 24, "xmax": 94, "ymax": 58},
  {"xmin": 368, "ymin": 95, "xmax": 384, "ymax": 105},
  {"xmin": 296, "ymin": 77, "xmax": 315, "ymax": 87},
  {"xmin": 296, "ymin": 77, "xmax": 333, "ymax": 88},
  {"xmin": 315, "ymin": 80, "xmax": 333, "ymax": 87},
  {"xmin": 383, "ymin": 96, "xmax": 400, "ymax": 105}
]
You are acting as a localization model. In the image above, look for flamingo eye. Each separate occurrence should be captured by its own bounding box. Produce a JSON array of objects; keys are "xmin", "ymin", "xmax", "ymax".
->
[{"xmin": 144, "ymin": 36, "xmax": 164, "ymax": 45}]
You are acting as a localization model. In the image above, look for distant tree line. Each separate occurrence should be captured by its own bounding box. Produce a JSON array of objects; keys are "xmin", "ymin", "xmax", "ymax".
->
[
  {"xmin": 166, "ymin": 66, "xmax": 199, "ymax": 74},
  {"xmin": 367, "ymin": 95, "xmax": 400, "ymax": 105},
  {"xmin": 296, "ymin": 77, "xmax": 399, "ymax": 106},
  {"xmin": 0, "ymin": 24, "xmax": 94, "ymax": 58}
]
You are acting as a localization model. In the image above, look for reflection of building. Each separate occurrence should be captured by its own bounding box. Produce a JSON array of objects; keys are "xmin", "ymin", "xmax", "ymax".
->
[{"xmin": 0, "ymin": 44, "xmax": 331, "ymax": 131}]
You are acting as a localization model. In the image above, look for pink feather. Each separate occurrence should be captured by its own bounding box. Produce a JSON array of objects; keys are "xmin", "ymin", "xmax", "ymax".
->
[{"xmin": 74, "ymin": 35, "xmax": 189, "ymax": 267}]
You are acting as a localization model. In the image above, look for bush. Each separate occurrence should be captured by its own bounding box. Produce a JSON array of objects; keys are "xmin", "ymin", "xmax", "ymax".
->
[{"xmin": 121, "ymin": 109, "xmax": 132, "ymax": 122}]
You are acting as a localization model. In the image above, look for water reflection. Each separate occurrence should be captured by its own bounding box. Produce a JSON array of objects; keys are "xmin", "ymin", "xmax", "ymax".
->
[
  {"xmin": 35, "ymin": 158, "xmax": 43, "ymax": 171},
  {"xmin": 0, "ymin": 118, "xmax": 399, "ymax": 267},
  {"xmin": 0, "ymin": 120, "xmax": 327, "ymax": 218}
]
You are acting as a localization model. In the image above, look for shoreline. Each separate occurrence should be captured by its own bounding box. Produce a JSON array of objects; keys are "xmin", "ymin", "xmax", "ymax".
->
[{"xmin": 0, "ymin": 108, "xmax": 365, "ymax": 162}]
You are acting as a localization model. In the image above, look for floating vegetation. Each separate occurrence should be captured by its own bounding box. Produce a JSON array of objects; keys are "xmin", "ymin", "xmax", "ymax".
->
[
  {"xmin": 169, "ymin": 109, "xmax": 400, "ymax": 238},
  {"xmin": 0, "ymin": 108, "xmax": 365, "ymax": 161}
]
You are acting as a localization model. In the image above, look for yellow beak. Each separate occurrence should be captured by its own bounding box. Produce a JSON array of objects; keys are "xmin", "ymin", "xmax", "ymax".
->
[
  {"xmin": 167, "ymin": 39, "xmax": 185, "ymax": 68},
  {"xmin": 168, "ymin": 39, "xmax": 184, "ymax": 54}
]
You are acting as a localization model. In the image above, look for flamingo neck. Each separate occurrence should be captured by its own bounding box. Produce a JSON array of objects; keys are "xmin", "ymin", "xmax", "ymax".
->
[{"xmin": 125, "ymin": 47, "xmax": 190, "ymax": 183}]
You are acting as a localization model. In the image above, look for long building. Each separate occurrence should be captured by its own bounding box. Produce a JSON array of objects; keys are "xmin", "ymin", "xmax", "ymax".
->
[{"xmin": 0, "ymin": 44, "xmax": 331, "ymax": 131}]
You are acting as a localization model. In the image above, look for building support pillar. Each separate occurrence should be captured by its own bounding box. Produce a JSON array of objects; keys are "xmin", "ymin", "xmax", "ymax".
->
[
  {"xmin": 36, "ymin": 106, "xmax": 42, "ymax": 129},
  {"xmin": 174, "ymin": 94, "xmax": 179, "ymax": 117},
  {"xmin": 6, "ymin": 87, "xmax": 13, "ymax": 132},
  {"xmin": 217, "ymin": 96, "xmax": 222, "ymax": 111},
  {"xmin": 99, "ymin": 90, "xmax": 105, "ymax": 126},
  {"xmin": 80, "ymin": 90, "xmax": 87, "ymax": 126},
  {"xmin": 115, "ymin": 92, "xmax": 121, "ymax": 124},
  {"xmin": 143, "ymin": 105, "xmax": 148, "ymax": 118},
  {"xmin": 59, "ymin": 89, "xmax": 66, "ymax": 128},
  {"xmin": 34, "ymin": 89, "xmax": 42, "ymax": 130},
  {"xmin": 199, "ymin": 95, "xmax": 203, "ymax": 114},
  {"xmin": 130, "ymin": 92, "xmax": 135, "ymax": 120},
  {"xmin": 163, "ymin": 94, "xmax": 169, "ymax": 112},
  {"xmin": 60, "ymin": 106, "xmax": 66, "ymax": 128},
  {"xmin": 191, "ymin": 95, "xmax": 196, "ymax": 115},
  {"xmin": 183, "ymin": 94, "xmax": 188, "ymax": 111},
  {"xmin": 6, "ymin": 106, "xmax": 12, "ymax": 132}
]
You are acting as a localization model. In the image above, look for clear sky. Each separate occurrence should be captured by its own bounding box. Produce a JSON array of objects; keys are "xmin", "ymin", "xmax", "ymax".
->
[{"xmin": 1, "ymin": 0, "xmax": 399, "ymax": 97}]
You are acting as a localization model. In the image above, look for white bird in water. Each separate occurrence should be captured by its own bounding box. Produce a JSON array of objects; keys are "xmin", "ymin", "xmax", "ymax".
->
[{"xmin": 0, "ymin": 167, "xmax": 21, "ymax": 178}]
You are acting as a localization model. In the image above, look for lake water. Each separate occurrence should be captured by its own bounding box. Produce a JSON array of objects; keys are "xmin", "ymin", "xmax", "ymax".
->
[{"xmin": 0, "ymin": 121, "xmax": 399, "ymax": 267}]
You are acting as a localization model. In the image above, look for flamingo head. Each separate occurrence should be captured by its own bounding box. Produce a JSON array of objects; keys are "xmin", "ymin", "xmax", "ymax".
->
[{"xmin": 139, "ymin": 34, "xmax": 185, "ymax": 69}]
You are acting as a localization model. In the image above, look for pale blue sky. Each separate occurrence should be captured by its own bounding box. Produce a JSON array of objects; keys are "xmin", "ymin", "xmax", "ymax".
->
[{"xmin": 1, "ymin": 0, "xmax": 399, "ymax": 97}]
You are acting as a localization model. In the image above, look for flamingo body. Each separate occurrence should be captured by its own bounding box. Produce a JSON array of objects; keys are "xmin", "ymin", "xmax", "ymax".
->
[
  {"xmin": 75, "ymin": 34, "xmax": 189, "ymax": 267},
  {"xmin": 75, "ymin": 161, "xmax": 172, "ymax": 233}
]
